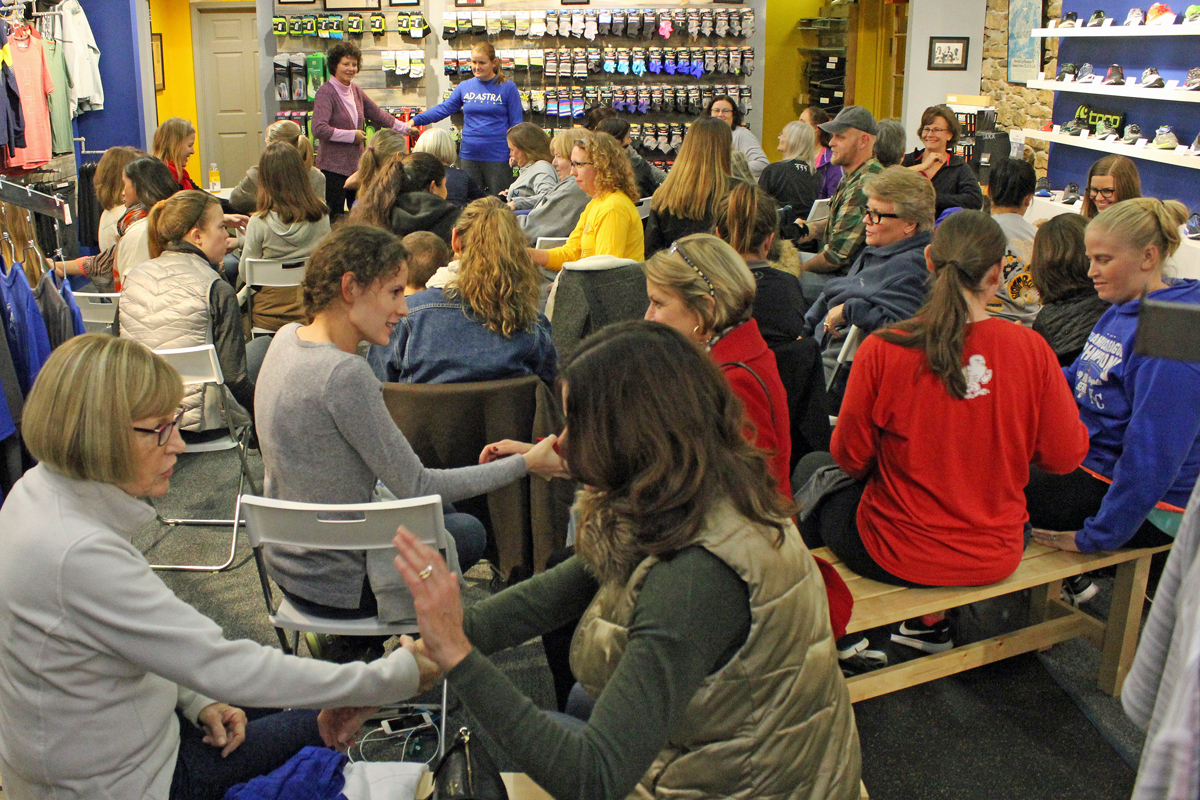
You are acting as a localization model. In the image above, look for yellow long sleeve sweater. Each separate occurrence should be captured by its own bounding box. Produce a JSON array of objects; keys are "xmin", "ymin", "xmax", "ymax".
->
[{"xmin": 546, "ymin": 191, "xmax": 645, "ymax": 271}]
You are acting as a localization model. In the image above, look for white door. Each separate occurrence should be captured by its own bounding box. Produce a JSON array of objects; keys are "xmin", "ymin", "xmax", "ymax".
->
[{"xmin": 195, "ymin": 8, "xmax": 261, "ymax": 184}]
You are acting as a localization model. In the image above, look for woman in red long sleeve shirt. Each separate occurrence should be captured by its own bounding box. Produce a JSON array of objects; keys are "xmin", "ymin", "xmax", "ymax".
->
[{"xmin": 794, "ymin": 211, "xmax": 1089, "ymax": 664}]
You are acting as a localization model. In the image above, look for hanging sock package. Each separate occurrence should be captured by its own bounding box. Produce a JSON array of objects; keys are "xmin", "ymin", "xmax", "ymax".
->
[
  {"xmin": 289, "ymin": 53, "xmax": 307, "ymax": 101},
  {"xmin": 273, "ymin": 54, "xmax": 289, "ymax": 100},
  {"xmin": 306, "ymin": 52, "xmax": 326, "ymax": 100}
]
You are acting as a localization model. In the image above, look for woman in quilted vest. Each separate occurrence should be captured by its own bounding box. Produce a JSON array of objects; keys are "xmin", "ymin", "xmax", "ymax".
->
[
  {"xmin": 120, "ymin": 191, "xmax": 263, "ymax": 439},
  {"xmin": 394, "ymin": 321, "xmax": 862, "ymax": 800}
]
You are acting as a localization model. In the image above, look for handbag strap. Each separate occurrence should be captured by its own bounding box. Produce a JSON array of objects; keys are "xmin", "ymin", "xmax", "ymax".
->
[{"xmin": 719, "ymin": 360, "xmax": 775, "ymax": 428}]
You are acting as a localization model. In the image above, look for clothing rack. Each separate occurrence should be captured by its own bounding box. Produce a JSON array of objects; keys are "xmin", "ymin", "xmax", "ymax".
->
[
  {"xmin": 73, "ymin": 136, "xmax": 105, "ymax": 157},
  {"xmin": 0, "ymin": 177, "xmax": 69, "ymax": 222}
]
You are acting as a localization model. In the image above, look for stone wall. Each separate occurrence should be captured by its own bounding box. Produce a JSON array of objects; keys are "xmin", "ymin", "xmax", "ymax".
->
[{"xmin": 980, "ymin": 0, "xmax": 1061, "ymax": 173}]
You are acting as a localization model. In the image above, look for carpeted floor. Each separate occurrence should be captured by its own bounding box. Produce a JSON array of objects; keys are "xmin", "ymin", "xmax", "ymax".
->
[{"xmin": 140, "ymin": 445, "xmax": 1145, "ymax": 799}]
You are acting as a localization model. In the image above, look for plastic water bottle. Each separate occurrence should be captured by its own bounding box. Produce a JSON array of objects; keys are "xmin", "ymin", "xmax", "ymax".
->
[{"xmin": 208, "ymin": 163, "xmax": 221, "ymax": 192}]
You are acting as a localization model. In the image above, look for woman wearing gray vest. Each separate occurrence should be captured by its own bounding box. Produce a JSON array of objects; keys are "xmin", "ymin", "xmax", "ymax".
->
[
  {"xmin": 394, "ymin": 321, "xmax": 862, "ymax": 800},
  {"xmin": 121, "ymin": 191, "xmax": 263, "ymax": 438}
]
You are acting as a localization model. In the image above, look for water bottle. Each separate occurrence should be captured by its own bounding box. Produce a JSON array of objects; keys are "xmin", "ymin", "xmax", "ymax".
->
[{"xmin": 208, "ymin": 163, "xmax": 221, "ymax": 192}]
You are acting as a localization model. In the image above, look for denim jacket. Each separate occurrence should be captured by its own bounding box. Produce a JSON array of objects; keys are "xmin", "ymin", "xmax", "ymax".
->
[{"xmin": 368, "ymin": 287, "xmax": 557, "ymax": 385}]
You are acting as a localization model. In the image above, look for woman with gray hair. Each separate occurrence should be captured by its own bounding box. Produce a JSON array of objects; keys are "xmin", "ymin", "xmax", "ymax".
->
[
  {"xmin": 803, "ymin": 166, "xmax": 938, "ymax": 391},
  {"xmin": 758, "ymin": 120, "xmax": 820, "ymax": 220},
  {"xmin": 413, "ymin": 127, "xmax": 485, "ymax": 208},
  {"xmin": 873, "ymin": 119, "xmax": 906, "ymax": 167}
]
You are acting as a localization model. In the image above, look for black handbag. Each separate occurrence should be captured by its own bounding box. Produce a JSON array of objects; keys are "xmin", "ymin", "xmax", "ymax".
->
[{"xmin": 432, "ymin": 727, "xmax": 509, "ymax": 800}]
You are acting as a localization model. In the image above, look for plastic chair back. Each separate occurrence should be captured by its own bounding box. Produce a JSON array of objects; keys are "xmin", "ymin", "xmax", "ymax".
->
[
  {"xmin": 535, "ymin": 237, "xmax": 568, "ymax": 250},
  {"xmin": 155, "ymin": 344, "xmax": 226, "ymax": 386},
  {"xmin": 637, "ymin": 197, "xmax": 652, "ymax": 219},
  {"xmin": 241, "ymin": 494, "xmax": 446, "ymax": 551},
  {"xmin": 74, "ymin": 292, "xmax": 119, "ymax": 333},
  {"xmin": 243, "ymin": 257, "xmax": 308, "ymax": 288}
]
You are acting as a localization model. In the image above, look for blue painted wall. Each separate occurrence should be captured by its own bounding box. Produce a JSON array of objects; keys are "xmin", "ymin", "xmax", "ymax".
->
[
  {"xmin": 1045, "ymin": 2, "xmax": 1200, "ymax": 210},
  {"xmin": 73, "ymin": 0, "xmax": 149, "ymax": 159}
]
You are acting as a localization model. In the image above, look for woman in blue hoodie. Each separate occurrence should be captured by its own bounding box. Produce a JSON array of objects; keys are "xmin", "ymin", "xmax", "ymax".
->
[
  {"xmin": 1028, "ymin": 199, "xmax": 1199, "ymax": 596},
  {"xmin": 407, "ymin": 43, "xmax": 522, "ymax": 197}
]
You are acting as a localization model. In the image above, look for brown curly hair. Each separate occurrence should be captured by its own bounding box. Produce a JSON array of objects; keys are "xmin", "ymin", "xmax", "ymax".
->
[
  {"xmin": 302, "ymin": 224, "xmax": 408, "ymax": 319},
  {"xmin": 450, "ymin": 197, "xmax": 540, "ymax": 337},
  {"xmin": 573, "ymin": 130, "xmax": 639, "ymax": 202}
]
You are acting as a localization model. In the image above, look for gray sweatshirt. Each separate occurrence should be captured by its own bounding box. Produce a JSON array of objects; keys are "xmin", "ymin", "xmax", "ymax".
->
[
  {"xmin": 523, "ymin": 175, "xmax": 591, "ymax": 245},
  {"xmin": 255, "ymin": 323, "xmax": 528, "ymax": 608},
  {"xmin": 0, "ymin": 464, "xmax": 420, "ymax": 800},
  {"xmin": 507, "ymin": 160, "xmax": 559, "ymax": 211},
  {"xmin": 237, "ymin": 211, "xmax": 332, "ymax": 278}
]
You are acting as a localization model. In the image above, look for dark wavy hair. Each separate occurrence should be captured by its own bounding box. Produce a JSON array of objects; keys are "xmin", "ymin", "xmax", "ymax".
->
[
  {"xmin": 348, "ymin": 153, "xmax": 446, "ymax": 232},
  {"xmin": 302, "ymin": 224, "xmax": 408, "ymax": 318},
  {"xmin": 562, "ymin": 321, "xmax": 794, "ymax": 584},
  {"xmin": 125, "ymin": 157, "xmax": 180, "ymax": 210},
  {"xmin": 326, "ymin": 42, "xmax": 362, "ymax": 71}
]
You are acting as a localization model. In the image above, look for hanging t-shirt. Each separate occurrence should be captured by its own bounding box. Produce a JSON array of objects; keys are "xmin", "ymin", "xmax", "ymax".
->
[
  {"xmin": 6, "ymin": 29, "xmax": 54, "ymax": 170},
  {"xmin": 42, "ymin": 0, "xmax": 102, "ymax": 116},
  {"xmin": 41, "ymin": 39, "xmax": 71, "ymax": 156}
]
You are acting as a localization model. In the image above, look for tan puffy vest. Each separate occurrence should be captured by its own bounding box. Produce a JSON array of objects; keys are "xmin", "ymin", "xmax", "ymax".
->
[
  {"xmin": 570, "ymin": 504, "xmax": 861, "ymax": 800},
  {"xmin": 120, "ymin": 250, "xmax": 249, "ymax": 432}
]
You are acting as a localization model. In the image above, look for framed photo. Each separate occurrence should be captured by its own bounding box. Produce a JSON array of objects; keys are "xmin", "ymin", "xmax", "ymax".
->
[
  {"xmin": 1007, "ymin": 0, "xmax": 1042, "ymax": 83},
  {"xmin": 323, "ymin": 0, "xmax": 380, "ymax": 10},
  {"xmin": 928, "ymin": 36, "xmax": 969, "ymax": 71},
  {"xmin": 151, "ymin": 33, "xmax": 165, "ymax": 91},
  {"xmin": 390, "ymin": 0, "xmax": 420, "ymax": 5}
]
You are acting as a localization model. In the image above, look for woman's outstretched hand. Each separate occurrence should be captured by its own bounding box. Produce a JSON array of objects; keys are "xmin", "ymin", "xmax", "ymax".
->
[
  {"xmin": 393, "ymin": 527, "xmax": 472, "ymax": 671},
  {"xmin": 480, "ymin": 436, "xmax": 572, "ymax": 480},
  {"xmin": 1032, "ymin": 528, "xmax": 1082, "ymax": 552}
]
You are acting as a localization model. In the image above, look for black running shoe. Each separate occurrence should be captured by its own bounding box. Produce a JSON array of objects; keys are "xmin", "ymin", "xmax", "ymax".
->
[
  {"xmin": 1035, "ymin": 177, "xmax": 1052, "ymax": 197},
  {"xmin": 1060, "ymin": 10, "xmax": 1079, "ymax": 26},
  {"xmin": 1143, "ymin": 67, "xmax": 1166, "ymax": 88},
  {"xmin": 1104, "ymin": 64, "xmax": 1126, "ymax": 84},
  {"xmin": 891, "ymin": 618, "xmax": 954, "ymax": 654},
  {"xmin": 1062, "ymin": 575, "xmax": 1100, "ymax": 606},
  {"xmin": 1087, "ymin": 9, "xmax": 1107, "ymax": 25},
  {"xmin": 1062, "ymin": 182, "xmax": 1082, "ymax": 204},
  {"xmin": 837, "ymin": 635, "xmax": 887, "ymax": 677},
  {"xmin": 1056, "ymin": 62, "xmax": 1078, "ymax": 81},
  {"xmin": 1123, "ymin": 123, "xmax": 1144, "ymax": 143},
  {"xmin": 1061, "ymin": 118, "xmax": 1088, "ymax": 136}
]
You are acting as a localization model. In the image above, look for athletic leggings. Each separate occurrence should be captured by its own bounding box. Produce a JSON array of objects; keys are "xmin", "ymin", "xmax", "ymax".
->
[{"xmin": 1025, "ymin": 465, "xmax": 1173, "ymax": 550}]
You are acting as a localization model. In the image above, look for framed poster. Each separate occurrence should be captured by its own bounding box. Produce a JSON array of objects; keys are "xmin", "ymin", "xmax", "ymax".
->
[
  {"xmin": 928, "ymin": 37, "xmax": 969, "ymax": 71},
  {"xmin": 1007, "ymin": 0, "xmax": 1042, "ymax": 83},
  {"xmin": 324, "ymin": 0, "xmax": 380, "ymax": 9},
  {"xmin": 151, "ymin": 34, "xmax": 164, "ymax": 91}
]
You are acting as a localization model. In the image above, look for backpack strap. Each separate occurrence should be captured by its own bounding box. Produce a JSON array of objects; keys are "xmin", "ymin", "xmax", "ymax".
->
[{"xmin": 719, "ymin": 360, "xmax": 775, "ymax": 428}]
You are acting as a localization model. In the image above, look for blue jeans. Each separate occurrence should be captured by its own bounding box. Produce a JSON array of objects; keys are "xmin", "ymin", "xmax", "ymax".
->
[{"xmin": 169, "ymin": 708, "xmax": 323, "ymax": 800}]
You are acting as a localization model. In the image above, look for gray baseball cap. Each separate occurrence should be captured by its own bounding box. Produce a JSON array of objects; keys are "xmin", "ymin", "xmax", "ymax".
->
[{"xmin": 818, "ymin": 106, "xmax": 879, "ymax": 136}]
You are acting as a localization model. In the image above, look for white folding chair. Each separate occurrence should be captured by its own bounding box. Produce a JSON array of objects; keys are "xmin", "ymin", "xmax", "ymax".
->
[
  {"xmin": 73, "ymin": 292, "xmax": 120, "ymax": 334},
  {"xmin": 150, "ymin": 344, "xmax": 260, "ymax": 571},
  {"xmin": 242, "ymin": 257, "xmax": 307, "ymax": 337},
  {"xmin": 827, "ymin": 325, "xmax": 864, "ymax": 426},
  {"xmin": 241, "ymin": 493, "xmax": 453, "ymax": 755},
  {"xmin": 535, "ymin": 236, "xmax": 568, "ymax": 250},
  {"xmin": 636, "ymin": 196, "xmax": 652, "ymax": 220}
]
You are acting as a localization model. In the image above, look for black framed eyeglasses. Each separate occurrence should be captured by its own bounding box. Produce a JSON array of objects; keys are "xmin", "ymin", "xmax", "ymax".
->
[
  {"xmin": 1088, "ymin": 186, "xmax": 1116, "ymax": 199},
  {"xmin": 132, "ymin": 409, "xmax": 184, "ymax": 446},
  {"xmin": 866, "ymin": 209, "xmax": 903, "ymax": 224}
]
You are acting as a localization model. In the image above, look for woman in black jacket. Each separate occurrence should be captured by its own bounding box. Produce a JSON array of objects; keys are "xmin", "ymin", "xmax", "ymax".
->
[
  {"xmin": 349, "ymin": 152, "xmax": 461, "ymax": 246},
  {"xmin": 900, "ymin": 104, "xmax": 983, "ymax": 216},
  {"xmin": 644, "ymin": 117, "xmax": 733, "ymax": 257}
]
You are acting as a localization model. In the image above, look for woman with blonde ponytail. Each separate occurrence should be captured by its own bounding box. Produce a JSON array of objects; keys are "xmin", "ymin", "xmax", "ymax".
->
[
  {"xmin": 342, "ymin": 128, "xmax": 407, "ymax": 195},
  {"xmin": 368, "ymin": 196, "xmax": 555, "ymax": 384},
  {"xmin": 229, "ymin": 119, "xmax": 327, "ymax": 215},
  {"xmin": 1029, "ymin": 199, "xmax": 1200, "ymax": 576},
  {"xmin": 120, "ymin": 191, "xmax": 265, "ymax": 436},
  {"xmin": 795, "ymin": 210, "xmax": 1088, "ymax": 665}
]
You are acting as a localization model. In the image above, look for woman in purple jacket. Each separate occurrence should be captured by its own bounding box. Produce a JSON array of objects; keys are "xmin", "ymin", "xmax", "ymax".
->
[
  {"xmin": 408, "ymin": 43, "xmax": 522, "ymax": 197},
  {"xmin": 312, "ymin": 42, "xmax": 408, "ymax": 219}
]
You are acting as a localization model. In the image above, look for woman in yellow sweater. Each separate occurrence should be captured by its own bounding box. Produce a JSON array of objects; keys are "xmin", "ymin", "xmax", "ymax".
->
[{"xmin": 530, "ymin": 130, "xmax": 644, "ymax": 271}]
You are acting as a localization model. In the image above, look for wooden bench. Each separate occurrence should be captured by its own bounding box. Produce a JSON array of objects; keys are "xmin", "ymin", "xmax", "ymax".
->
[{"xmin": 812, "ymin": 542, "xmax": 1171, "ymax": 704}]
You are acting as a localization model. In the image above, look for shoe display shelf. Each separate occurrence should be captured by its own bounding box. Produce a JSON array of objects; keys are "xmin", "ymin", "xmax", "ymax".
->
[
  {"xmin": 1031, "ymin": 24, "xmax": 1200, "ymax": 37},
  {"xmin": 1026, "ymin": 79, "xmax": 1200, "ymax": 103},
  {"xmin": 796, "ymin": 3, "xmax": 855, "ymax": 113},
  {"xmin": 1021, "ymin": 127, "xmax": 1200, "ymax": 169}
]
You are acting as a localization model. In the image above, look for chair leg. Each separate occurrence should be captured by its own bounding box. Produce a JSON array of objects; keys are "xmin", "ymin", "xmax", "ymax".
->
[{"xmin": 439, "ymin": 679, "xmax": 449, "ymax": 761}]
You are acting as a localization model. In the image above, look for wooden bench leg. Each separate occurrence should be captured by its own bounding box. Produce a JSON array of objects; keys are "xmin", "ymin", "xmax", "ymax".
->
[
  {"xmin": 1098, "ymin": 554, "xmax": 1151, "ymax": 696},
  {"xmin": 1028, "ymin": 579, "xmax": 1062, "ymax": 652}
]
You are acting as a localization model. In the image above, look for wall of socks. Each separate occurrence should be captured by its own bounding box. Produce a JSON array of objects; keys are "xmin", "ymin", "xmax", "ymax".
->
[{"xmin": 268, "ymin": 0, "xmax": 767, "ymax": 172}]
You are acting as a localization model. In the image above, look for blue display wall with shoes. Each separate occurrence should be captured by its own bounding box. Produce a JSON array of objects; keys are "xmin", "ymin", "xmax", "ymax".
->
[{"xmin": 1039, "ymin": 1, "xmax": 1200, "ymax": 212}]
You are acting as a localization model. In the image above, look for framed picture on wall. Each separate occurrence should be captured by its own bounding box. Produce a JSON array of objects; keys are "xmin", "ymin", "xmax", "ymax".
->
[
  {"xmin": 1007, "ymin": 0, "xmax": 1042, "ymax": 83},
  {"xmin": 324, "ymin": 0, "xmax": 380, "ymax": 10},
  {"xmin": 928, "ymin": 37, "xmax": 969, "ymax": 71},
  {"xmin": 277, "ymin": 0, "xmax": 311, "ymax": 4},
  {"xmin": 390, "ymin": 0, "xmax": 420, "ymax": 5},
  {"xmin": 151, "ymin": 33, "xmax": 164, "ymax": 91}
]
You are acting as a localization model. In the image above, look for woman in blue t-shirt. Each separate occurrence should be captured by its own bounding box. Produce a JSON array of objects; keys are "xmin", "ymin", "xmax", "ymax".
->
[{"xmin": 407, "ymin": 43, "xmax": 522, "ymax": 197}]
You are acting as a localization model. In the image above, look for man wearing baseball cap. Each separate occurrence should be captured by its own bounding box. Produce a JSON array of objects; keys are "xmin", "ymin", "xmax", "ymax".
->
[{"xmin": 798, "ymin": 106, "xmax": 884, "ymax": 305}]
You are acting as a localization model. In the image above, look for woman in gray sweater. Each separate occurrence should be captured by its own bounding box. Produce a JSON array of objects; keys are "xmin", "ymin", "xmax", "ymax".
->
[{"xmin": 255, "ymin": 224, "xmax": 562, "ymax": 658}]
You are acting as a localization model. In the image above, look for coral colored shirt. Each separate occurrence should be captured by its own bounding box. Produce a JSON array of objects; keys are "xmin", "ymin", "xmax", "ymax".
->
[
  {"xmin": 832, "ymin": 318, "xmax": 1089, "ymax": 586},
  {"xmin": 7, "ymin": 28, "xmax": 53, "ymax": 169}
]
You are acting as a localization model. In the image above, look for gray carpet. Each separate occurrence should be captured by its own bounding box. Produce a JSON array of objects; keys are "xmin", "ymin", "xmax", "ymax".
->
[{"xmin": 146, "ymin": 446, "xmax": 1147, "ymax": 797}]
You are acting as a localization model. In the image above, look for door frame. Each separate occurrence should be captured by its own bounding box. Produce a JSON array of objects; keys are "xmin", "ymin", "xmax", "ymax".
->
[{"xmin": 191, "ymin": 1, "xmax": 258, "ymax": 182}]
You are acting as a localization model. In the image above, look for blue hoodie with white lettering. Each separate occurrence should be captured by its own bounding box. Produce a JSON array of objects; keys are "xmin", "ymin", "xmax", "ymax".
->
[
  {"xmin": 1065, "ymin": 278, "xmax": 1200, "ymax": 551},
  {"xmin": 413, "ymin": 77, "xmax": 523, "ymax": 163}
]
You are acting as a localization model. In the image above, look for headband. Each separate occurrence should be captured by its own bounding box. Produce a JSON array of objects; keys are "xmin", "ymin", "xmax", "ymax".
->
[{"xmin": 669, "ymin": 242, "xmax": 716, "ymax": 298}]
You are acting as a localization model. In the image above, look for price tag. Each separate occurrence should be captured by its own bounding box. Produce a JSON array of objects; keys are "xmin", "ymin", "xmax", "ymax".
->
[
  {"xmin": 1079, "ymin": 129, "xmax": 1090, "ymax": 139},
  {"xmin": 1102, "ymin": 17, "xmax": 1114, "ymax": 26},
  {"xmin": 1105, "ymin": 134, "xmax": 1118, "ymax": 141},
  {"xmin": 1167, "ymin": 79, "xmax": 1180, "ymax": 89},
  {"xmin": 1135, "ymin": 138, "xmax": 1148, "ymax": 148},
  {"xmin": 1128, "ymin": 76, "xmax": 1139, "ymax": 85},
  {"xmin": 1049, "ymin": 19, "xmax": 1059, "ymax": 27},
  {"xmin": 1064, "ymin": 74, "xmax": 1075, "ymax": 82},
  {"xmin": 1175, "ymin": 145, "xmax": 1191, "ymax": 153},
  {"xmin": 1038, "ymin": 71, "xmax": 1046, "ymax": 80},
  {"xmin": 1052, "ymin": 124, "xmax": 1062, "ymax": 132}
]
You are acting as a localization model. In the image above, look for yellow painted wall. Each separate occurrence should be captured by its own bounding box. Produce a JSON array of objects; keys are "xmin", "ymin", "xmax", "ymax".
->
[
  {"xmin": 762, "ymin": 0, "xmax": 824, "ymax": 160},
  {"xmin": 853, "ymin": 0, "xmax": 884, "ymax": 117},
  {"xmin": 149, "ymin": 0, "xmax": 242, "ymax": 179}
]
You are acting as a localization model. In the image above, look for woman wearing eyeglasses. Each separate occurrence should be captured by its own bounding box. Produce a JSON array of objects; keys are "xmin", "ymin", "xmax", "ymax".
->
[
  {"xmin": 528, "ymin": 130, "xmax": 644, "ymax": 272},
  {"xmin": 901, "ymin": 104, "xmax": 983, "ymax": 216},
  {"xmin": 1080, "ymin": 155, "xmax": 1141, "ymax": 219},
  {"xmin": 0, "ymin": 335, "xmax": 441, "ymax": 800}
]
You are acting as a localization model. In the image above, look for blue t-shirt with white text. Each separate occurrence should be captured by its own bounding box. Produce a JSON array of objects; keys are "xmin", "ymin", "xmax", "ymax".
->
[{"xmin": 413, "ymin": 77, "xmax": 523, "ymax": 163}]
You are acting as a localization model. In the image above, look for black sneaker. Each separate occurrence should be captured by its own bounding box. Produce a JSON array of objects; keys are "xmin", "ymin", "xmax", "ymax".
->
[
  {"xmin": 1123, "ymin": 123, "xmax": 1144, "ymax": 143},
  {"xmin": 837, "ymin": 635, "xmax": 887, "ymax": 676},
  {"xmin": 1187, "ymin": 67, "xmax": 1200, "ymax": 90},
  {"xmin": 1056, "ymin": 62, "xmax": 1078, "ymax": 81},
  {"xmin": 1062, "ymin": 182, "xmax": 1082, "ymax": 204},
  {"xmin": 1061, "ymin": 118, "xmax": 1088, "ymax": 135},
  {"xmin": 891, "ymin": 618, "xmax": 954, "ymax": 653},
  {"xmin": 1077, "ymin": 62, "xmax": 1096, "ymax": 82},
  {"xmin": 1143, "ymin": 67, "xmax": 1166, "ymax": 88},
  {"xmin": 1095, "ymin": 119, "xmax": 1118, "ymax": 138},
  {"xmin": 1060, "ymin": 11, "xmax": 1079, "ymax": 26},
  {"xmin": 1087, "ymin": 9, "xmax": 1107, "ymax": 25},
  {"xmin": 1035, "ymin": 177, "xmax": 1052, "ymax": 197},
  {"xmin": 1062, "ymin": 575, "xmax": 1099, "ymax": 606},
  {"xmin": 1104, "ymin": 64, "xmax": 1126, "ymax": 84}
]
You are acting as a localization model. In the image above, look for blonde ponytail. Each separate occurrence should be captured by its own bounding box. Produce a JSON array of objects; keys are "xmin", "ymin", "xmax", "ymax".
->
[
  {"xmin": 148, "ymin": 190, "xmax": 221, "ymax": 259},
  {"xmin": 1091, "ymin": 197, "xmax": 1189, "ymax": 263}
]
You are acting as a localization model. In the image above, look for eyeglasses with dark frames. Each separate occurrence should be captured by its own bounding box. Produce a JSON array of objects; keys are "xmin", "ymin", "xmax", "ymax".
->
[
  {"xmin": 132, "ymin": 409, "xmax": 184, "ymax": 447},
  {"xmin": 570, "ymin": 160, "xmax": 593, "ymax": 168},
  {"xmin": 1088, "ymin": 186, "xmax": 1116, "ymax": 199},
  {"xmin": 865, "ymin": 209, "xmax": 903, "ymax": 224}
]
